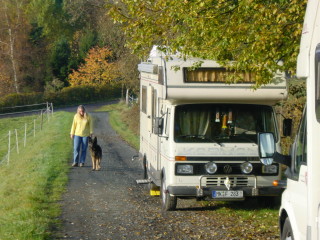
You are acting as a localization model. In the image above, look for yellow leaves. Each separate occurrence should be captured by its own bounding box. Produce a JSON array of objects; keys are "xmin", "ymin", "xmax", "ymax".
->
[{"xmin": 68, "ymin": 46, "xmax": 120, "ymax": 87}]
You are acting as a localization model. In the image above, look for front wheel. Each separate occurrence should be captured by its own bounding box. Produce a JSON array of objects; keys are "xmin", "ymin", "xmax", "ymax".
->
[
  {"xmin": 160, "ymin": 174, "xmax": 177, "ymax": 211},
  {"xmin": 281, "ymin": 217, "xmax": 294, "ymax": 240}
]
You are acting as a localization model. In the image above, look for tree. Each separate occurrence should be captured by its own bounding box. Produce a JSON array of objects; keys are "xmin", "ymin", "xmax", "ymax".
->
[
  {"xmin": 108, "ymin": 0, "xmax": 307, "ymax": 87},
  {"xmin": 27, "ymin": 0, "xmax": 73, "ymax": 42},
  {"xmin": 68, "ymin": 29, "xmax": 98, "ymax": 72},
  {"xmin": 0, "ymin": 0, "xmax": 29, "ymax": 94},
  {"xmin": 50, "ymin": 38, "xmax": 71, "ymax": 83},
  {"xmin": 97, "ymin": 13, "xmax": 140, "ymax": 98},
  {"xmin": 68, "ymin": 46, "xmax": 120, "ymax": 86}
]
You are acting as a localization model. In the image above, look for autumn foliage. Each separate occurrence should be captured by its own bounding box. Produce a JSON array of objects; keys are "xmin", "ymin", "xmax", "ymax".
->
[
  {"xmin": 109, "ymin": 0, "xmax": 307, "ymax": 87},
  {"xmin": 68, "ymin": 46, "xmax": 120, "ymax": 86}
]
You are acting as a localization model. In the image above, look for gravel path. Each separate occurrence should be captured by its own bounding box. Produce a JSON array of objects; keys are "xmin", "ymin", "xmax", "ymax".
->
[{"xmin": 55, "ymin": 109, "xmax": 279, "ymax": 240}]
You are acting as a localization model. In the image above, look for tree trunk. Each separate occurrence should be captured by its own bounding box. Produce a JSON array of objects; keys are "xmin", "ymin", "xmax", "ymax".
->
[
  {"xmin": 8, "ymin": 28, "xmax": 19, "ymax": 93},
  {"xmin": 4, "ymin": 1, "xmax": 20, "ymax": 93}
]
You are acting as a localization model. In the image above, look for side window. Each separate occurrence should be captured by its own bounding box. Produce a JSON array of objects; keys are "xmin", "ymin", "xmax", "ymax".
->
[
  {"xmin": 162, "ymin": 108, "xmax": 171, "ymax": 136},
  {"xmin": 151, "ymin": 90, "xmax": 158, "ymax": 134},
  {"xmin": 141, "ymin": 86, "xmax": 147, "ymax": 114},
  {"xmin": 165, "ymin": 108, "xmax": 171, "ymax": 136},
  {"xmin": 293, "ymin": 110, "xmax": 307, "ymax": 175},
  {"xmin": 152, "ymin": 90, "xmax": 157, "ymax": 119},
  {"xmin": 315, "ymin": 44, "xmax": 320, "ymax": 121}
]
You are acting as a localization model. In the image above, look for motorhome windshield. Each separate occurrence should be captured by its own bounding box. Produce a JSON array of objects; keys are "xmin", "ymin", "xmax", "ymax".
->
[{"xmin": 174, "ymin": 104, "xmax": 277, "ymax": 144}]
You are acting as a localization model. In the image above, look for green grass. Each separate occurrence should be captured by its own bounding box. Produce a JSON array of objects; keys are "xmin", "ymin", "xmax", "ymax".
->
[
  {"xmin": 0, "ymin": 111, "xmax": 73, "ymax": 240},
  {"xmin": 201, "ymin": 200, "xmax": 279, "ymax": 238},
  {"xmin": 96, "ymin": 102, "xmax": 139, "ymax": 150},
  {"xmin": 0, "ymin": 113, "xmax": 52, "ymax": 162}
]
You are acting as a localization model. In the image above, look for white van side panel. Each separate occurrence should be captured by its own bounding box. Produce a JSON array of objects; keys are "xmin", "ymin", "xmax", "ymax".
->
[
  {"xmin": 294, "ymin": 0, "xmax": 320, "ymax": 238},
  {"xmin": 307, "ymin": 2, "xmax": 320, "ymax": 238}
]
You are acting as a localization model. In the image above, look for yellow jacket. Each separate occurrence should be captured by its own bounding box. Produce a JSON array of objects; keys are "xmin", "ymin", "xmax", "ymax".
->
[{"xmin": 70, "ymin": 113, "xmax": 93, "ymax": 137}]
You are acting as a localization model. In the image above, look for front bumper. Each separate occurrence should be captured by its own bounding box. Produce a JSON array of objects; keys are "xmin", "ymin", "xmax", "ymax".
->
[{"xmin": 167, "ymin": 175, "xmax": 284, "ymax": 200}]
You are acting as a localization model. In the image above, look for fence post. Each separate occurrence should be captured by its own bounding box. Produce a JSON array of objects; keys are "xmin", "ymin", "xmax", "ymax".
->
[
  {"xmin": 51, "ymin": 102, "xmax": 54, "ymax": 117},
  {"xmin": 7, "ymin": 130, "xmax": 10, "ymax": 165},
  {"xmin": 34, "ymin": 119, "xmax": 36, "ymax": 137},
  {"xmin": 15, "ymin": 129, "xmax": 19, "ymax": 154},
  {"xmin": 24, "ymin": 123, "xmax": 27, "ymax": 147},
  {"xmin": 46, "ymin": 102, "xmax": 50, "ymax": 122},
  {"xmin": 40, "ymin": 110, "xmax": 43, "ymax": 130}
]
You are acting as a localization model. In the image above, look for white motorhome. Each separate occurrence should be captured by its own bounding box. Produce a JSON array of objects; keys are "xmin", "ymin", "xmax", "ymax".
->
[
  {"xmin": 138, "ymin": 46, "xmax": 288, "ymax": 211},
  {"xmin": 258, "ymin": 1, "xmax": 320, "ymax": 239}
]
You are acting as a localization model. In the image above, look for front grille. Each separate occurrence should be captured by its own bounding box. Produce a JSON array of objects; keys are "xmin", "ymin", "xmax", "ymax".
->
[
  {"xmin": 175, "ymin": 162, "xmax": 279, "ymax": 176},
  {"xmin": 205, "ymin": 176, "xmax": 249, "ymax": 187}
]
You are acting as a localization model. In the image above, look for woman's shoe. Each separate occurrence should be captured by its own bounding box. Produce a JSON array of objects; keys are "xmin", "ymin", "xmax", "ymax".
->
[
  {"xmin": 72, "ymin": 163, "xmax": 78, "ymax": 167},
  {"xmin": 80, "ymin": 163, "xmax": 84, "ymax": 167}
]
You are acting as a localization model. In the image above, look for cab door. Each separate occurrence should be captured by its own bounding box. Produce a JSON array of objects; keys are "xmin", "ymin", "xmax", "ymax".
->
[{"xmin": 286, "ymin": 110, "xmax": 307, "ymax": 238}]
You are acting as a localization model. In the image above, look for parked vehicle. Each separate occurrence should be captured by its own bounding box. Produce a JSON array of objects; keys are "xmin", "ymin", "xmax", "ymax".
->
[
  {"xmin": 258, "ymin": 1, "xmax": 320, "ymax": 239},
  {"xmin": 138, "ymin": 46, "xmax": 288, "ymax": 211}
]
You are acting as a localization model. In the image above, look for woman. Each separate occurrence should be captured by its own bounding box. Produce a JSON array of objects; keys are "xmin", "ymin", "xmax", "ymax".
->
[{"xmin": 70, "ymin": 105, "xmax": 93, "ymax": 167}]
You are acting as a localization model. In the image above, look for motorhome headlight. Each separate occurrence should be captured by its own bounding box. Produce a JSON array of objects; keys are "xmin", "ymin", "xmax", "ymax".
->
[
  {"xmin": 262, "ymin": 165, "xmax": 277, "ymax": 174},
  {"xmin": 176, "ymin": 164, "xmax": 194, "ymax": 174},
  {"xmin": 205, "ymin": 162, "xmax": 218, "ymax": 174},
  {"xmin": 240, "ymin": 162, "xmax": 253, "ymax": 174}
]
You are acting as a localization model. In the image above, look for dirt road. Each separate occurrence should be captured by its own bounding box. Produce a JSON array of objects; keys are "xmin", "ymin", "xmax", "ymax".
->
[{"xmin": 56, "ymin": 110, "xmax": 278, "ymax": 240}]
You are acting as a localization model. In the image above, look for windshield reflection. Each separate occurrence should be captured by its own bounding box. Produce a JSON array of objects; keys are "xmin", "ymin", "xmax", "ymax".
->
[{"xmin": 174, "ymin": 104, "xmax": 277, "ymax": 143}]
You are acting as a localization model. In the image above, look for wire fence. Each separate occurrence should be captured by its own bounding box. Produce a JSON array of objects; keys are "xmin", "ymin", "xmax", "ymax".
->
[
  {"xmin": 0, "ymin": 103, "xmax": 54, "ymax": 165},
  {"xmin": 128, "ymin": 95, "xmax": 138, "ymax": 107},
  {"xmin": 0, "ymin": 102, "xmax": 53, "ymax": 116}
]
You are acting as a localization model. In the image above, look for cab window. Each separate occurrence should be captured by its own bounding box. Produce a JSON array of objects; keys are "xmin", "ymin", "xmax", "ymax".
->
[{"xmin": 293, "ymin": 109, "xmax": 307, "ymax": 175}]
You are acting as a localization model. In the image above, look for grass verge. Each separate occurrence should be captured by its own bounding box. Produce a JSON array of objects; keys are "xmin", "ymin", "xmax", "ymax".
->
[
  {"xmin": 0, "ymin": 114, "xmax": 49, "ymax": 160},
  {"xmin": 200, "ymin": 199, "xmax": 279, "ymax": 238},
  {"xmin": 0, "ymin": 111, "xmax": 73, "ymax": 240},
  {"xmin": 96, "ymin": 101, "xmax": 139, "ymax": 150}
]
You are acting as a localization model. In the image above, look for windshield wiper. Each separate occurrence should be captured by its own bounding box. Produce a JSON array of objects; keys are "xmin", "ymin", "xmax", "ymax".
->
[
  {"xmin": 179, "ymin": 135, "xmax": 221, "ymax": 145},
  {"xmin": 232, "ymin": 135, "xmax": 257, "ymax": 144}
]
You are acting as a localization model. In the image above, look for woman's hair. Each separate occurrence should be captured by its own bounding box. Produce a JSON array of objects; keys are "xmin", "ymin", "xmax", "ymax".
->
[{"xmin": 77, "ymin": 105, "xmax": 87, "ymax": 118}]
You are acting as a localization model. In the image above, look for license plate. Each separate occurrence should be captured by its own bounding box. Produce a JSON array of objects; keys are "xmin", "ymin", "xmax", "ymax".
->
[{"xmin": 212, "ymin": 190, "xmax": 243, "ymax": 198}]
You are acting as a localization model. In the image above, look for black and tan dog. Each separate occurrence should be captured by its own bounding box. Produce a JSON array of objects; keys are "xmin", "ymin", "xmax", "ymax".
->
[{"xmin": 88, "ymin": 136, "xmax": 102, "ymax": 171}]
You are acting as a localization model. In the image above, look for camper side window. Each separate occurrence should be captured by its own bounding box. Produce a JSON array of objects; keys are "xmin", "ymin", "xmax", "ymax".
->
[
  {"xmin": 141, "ymin": 86, "xmax": 147, "ymax": 114},
  {"xmin": 158, "ymin": 66, "xmax": 164, "ymax": 85},
  {"xmin": 153, "ymin": 90, "xmax": 157, "ymax": 119},
  {"xmin": 163, "ymin": 108, "xmax": 171, "ymax": 136}
]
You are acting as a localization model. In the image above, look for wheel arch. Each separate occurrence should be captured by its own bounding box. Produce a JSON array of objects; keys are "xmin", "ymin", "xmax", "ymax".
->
[{"xmin": 142, "ymin": 154, "xmax": 147, "ymax": 179}]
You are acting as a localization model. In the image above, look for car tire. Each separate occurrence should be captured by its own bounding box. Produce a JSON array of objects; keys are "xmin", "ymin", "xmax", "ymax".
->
[
  {"xmin": 281, "ymin": 217, "xmax": 294, "ymax": 240},
  {"xmin": 160, "ymin": 174, "xmax": 177, "ymax": 211}
]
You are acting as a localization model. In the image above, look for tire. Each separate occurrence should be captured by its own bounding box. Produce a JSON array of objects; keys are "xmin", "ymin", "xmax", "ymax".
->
[
  {"xmin": 149, "ymin": 182, "xmax": 159, "ymax": 191},
  {"xmin": 281, "ymin": 218, "xmax": 294, "ymax": 240},
  {"xmin": 160, "ymin": 174, "xmax": 177, "ymax": 211},
  {"xmin": 143, "ymin": 157, "xmax": 147, "ymax": 179}
]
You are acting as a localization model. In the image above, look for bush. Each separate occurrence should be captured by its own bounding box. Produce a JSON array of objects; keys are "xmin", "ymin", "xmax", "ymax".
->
[
  {"xmin": 0, "ymin": 92, "xmax": 44, "ymax": 113},
  {"xmin": 0, "ymin": 85, "xmax": 121, "ymax": 114}
]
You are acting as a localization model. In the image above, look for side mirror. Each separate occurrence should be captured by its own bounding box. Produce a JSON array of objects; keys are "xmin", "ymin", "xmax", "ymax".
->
[
  {"xmin": 258, "ymin": 132, "xmax": 276, "ymax": 165},
  {"xmin": 153, "ymin": 117, "xmax": 163, "ymax": 135},
  {"xmin": 283, "ymin": 119, "xmax": 292, "ymax": 137}
]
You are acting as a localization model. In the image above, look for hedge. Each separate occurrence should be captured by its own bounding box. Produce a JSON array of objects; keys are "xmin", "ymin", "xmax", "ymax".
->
[{"xmin": 0, "ymin": 85, "xmax": 121, "ymax": 114}]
